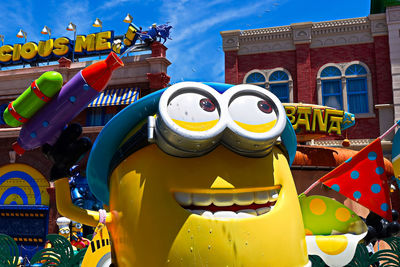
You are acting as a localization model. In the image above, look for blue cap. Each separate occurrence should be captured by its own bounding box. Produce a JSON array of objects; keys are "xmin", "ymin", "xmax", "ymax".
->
[{"xmin": 87, "ymin": 82, "xmax": 297, "ymax": 204}]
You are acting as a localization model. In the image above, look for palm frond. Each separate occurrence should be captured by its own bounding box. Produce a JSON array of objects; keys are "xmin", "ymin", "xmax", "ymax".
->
[
  {"xmin": 30, "ymin": 248, "xmax": 62, "ymax": 267},
  {"xmin": 69, "ymin": 248, "xmax": 87, "ymax": 267},
  {"xmin": 0, "ymin": 234, "xmax": 19, "ymax": 267}
]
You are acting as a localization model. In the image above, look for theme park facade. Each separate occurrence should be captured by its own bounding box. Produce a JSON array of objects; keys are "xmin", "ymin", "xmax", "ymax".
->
[
  {"xmin": 0, "ymin": 41, "xmax": 170, "ymax": 257},
  {"xmin": 221, "ymin": 12, "xmax": 395, "ymax": 144},
  {"xmin": 220, "ymin": 8, "xmax": 400, "ymax": 213}
]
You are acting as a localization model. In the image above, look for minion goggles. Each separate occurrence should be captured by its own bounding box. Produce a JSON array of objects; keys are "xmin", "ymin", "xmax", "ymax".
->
[{"xmin": 87, "ymin": 82, "xmax": 297, "ymax": 204}]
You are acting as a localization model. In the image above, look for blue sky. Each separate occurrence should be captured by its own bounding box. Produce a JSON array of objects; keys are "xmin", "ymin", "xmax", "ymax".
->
[{"xmin": 1, "ymin": 0, "xmax": 371, "ymax": 83}]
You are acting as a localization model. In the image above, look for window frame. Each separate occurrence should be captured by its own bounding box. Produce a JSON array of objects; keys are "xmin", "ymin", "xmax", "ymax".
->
[
  {"xmin": 243, "ymin": 68, "xmax": 293, "ymax": 103},
  {"xmin": 317, "ymin": 61, "xmax": 374, "ymax": 118}
]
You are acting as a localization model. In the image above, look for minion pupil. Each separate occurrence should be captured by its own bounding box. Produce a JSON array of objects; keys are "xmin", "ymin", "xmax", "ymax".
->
[
  {"xmin": 228, "ymin": 94, "xmax": 278, "ymax": 126},
  {"xmin": 166, "ymin": 92, "xmax": 219, "ymax": 123},
  {"xmin": 258, "ymin": 100, "xmax": 273, "ymax": 114},
  {"xmin": 199, "ymin": 98, "xmax": 216, "ymax": 112}
]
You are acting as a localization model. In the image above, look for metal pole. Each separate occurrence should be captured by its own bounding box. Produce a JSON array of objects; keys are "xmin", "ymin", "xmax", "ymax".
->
[{"xmin": 72, "ymin": 30, "xmax": 76, "ymax": 62}]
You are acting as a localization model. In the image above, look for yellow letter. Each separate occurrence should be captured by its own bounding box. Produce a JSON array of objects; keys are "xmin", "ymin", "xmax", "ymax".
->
[
  {"xmin": 294, "ymin": 106, "xmax": 312, "ymax": 131},
  {"xmin": 0, "ymin": 45, "xmax": 12, "ymax": 63},
  {"xmin": 284, "ymin": 105, "xmax": 297, "ymax": 124},
  {"xmin": 21, "ymin": 42, "xmax": 38, "ymax": 60},
  {"xmin": 12, "ymin": 44, "xmax": 21, "ymax": 62},
  {"xmin": 74, "ymin": 34, "xmax": 96, "ymax": 53},
  {"xmin": 38, "ymin": 39, "xmax": 54, "ymax": 58},
  {"xmin": 312, "ymin": 108, "xmax": 328, "ymax": 132},
  {"xmin": 53, "ymin": 37, "xmax": 70, "ymax": 56},
  {"xmin": 327, "ymin": 110, "xmax": 344, "ymax": 135},
  {"xmin": 126, "ymin": 25, "xmax": 137, "ymax": 41},
  {"xmin": 95, "ymin": 31, "xmax": 112, "ymax": 51}
]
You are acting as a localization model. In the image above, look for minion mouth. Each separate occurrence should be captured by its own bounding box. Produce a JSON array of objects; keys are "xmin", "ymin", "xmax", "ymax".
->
[{"xmin": 173, "ymin": 186, "xmax": 281, "ymax": 219}]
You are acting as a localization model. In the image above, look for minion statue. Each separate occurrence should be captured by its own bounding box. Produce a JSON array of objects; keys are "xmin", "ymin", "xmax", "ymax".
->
[{"xmin": 53, "ymin": 82, "xmax": 310, "ymax": 266}]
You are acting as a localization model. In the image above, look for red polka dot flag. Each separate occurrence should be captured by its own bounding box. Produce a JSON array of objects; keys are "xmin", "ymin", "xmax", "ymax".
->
[{"xmin": 319, "ymin": 139, "xmax": 392, "ymax": 221}]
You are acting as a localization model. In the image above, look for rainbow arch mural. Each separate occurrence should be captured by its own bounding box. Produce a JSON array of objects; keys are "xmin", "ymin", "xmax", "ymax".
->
[{"xmin": 0, "ymin": 164, "xmax": 49, "ymax": 206}]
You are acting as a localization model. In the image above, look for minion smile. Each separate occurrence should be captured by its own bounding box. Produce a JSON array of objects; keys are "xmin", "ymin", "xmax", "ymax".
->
[{"xmin": 173, "ymin": 186, "xmax": 281, "ymax": 220}]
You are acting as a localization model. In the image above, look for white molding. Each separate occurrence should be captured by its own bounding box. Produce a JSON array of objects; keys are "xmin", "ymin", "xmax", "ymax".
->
[
  {"xmin": 221, "ymin": 16, "xmax": 386, "ymax": 55},
  {"xmin": 243, "ymin": 69, "xmax": 267, "ymax": 84},
  {"xmin": 243, "ymin": 68, "xmax": 293, "ymax": 102},
  {"xmin": 316, "ymin": 61, "xmax": 375, "ymax": 117}
]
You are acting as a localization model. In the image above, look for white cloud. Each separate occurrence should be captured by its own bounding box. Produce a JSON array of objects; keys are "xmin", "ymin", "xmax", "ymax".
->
[{"xmin": 159, "ymin": 0, "xmax": 271, "ymax": 83}]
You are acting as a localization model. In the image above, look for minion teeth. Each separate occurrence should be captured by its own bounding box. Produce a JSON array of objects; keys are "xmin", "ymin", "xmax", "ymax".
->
[{"xmin": 174, "ymin": 186, "xmax": 281, "ymax": 220}]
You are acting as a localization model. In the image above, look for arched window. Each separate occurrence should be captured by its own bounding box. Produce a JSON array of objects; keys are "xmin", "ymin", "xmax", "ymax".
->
[
  {"xmin": 269, "ymin": 71, "xmax": 289, "ymax": 103},
  {"xmin": 317, "ymin": 62, "xmax": 373, "ymax": 117},
  {"xmin": 320, "ymin": 66, "xmax": 343, "ymax": 110},
  {"xmin": 245, "ymin": 72, "xmax": 266, "ymax": 85},
  {"xmin": 244, "ymin": 68, "xmax": 293, "ymax": 103},
  {"xmin": 345, "ymin": 64, "xmax": 368, "ymax": 114}
]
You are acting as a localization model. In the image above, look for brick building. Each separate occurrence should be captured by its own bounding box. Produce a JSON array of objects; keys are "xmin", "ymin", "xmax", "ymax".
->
[{"xmin": 221, "ymin": 14, "xmax": 393, "ymax": 145}]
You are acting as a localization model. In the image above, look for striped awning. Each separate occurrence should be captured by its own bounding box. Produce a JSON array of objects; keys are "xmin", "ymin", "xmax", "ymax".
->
[{"xmin": 88, "ymin": 88, "xmax": 140, "ymax": 107}]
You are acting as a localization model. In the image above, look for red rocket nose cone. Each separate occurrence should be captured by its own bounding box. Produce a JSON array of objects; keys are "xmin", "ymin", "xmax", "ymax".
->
[
  {"xmin": 105, "ymin": 52, "xmax": 124, "ymax": 71},
  {"xmin": 81, "ymin": 52, "xmax": 124, "ymax": 92}
]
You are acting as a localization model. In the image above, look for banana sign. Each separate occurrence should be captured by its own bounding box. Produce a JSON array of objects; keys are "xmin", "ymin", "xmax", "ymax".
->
[{"xmin": 283, "ymin": 103, "xmax": 355, "ymax": 142}]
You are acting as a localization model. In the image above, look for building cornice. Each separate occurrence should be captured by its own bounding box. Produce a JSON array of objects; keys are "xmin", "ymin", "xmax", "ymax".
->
[{"xmin": 221, "ymin": 16, "xmax": 388, "ymax": 55}]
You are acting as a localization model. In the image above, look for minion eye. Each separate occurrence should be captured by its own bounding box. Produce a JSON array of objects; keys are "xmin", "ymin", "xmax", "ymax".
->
[
  {"xmin": 167, "ymin": 91, "xmax": 220, "ymax": 132},
  {"xmin": 228, "ymin": 94, "xmax": 278, "ymax": 133},
  {"xmin": 75, "ymin": 224, "xmax": 82, "ymax": 229},
  {"xmin": 199, "ymin": 98, "xmax": 216, "ymax": 112},
  {"xmin": 257, "ymin": 100, "xmax": 273, "ymax": 114}
]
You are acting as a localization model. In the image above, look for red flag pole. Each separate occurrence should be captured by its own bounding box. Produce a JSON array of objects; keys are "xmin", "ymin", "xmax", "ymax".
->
[
  {"xmin": 379, "ymin": 120, "xmax": 400, "ymax": 140},
  {"xmin": 303, "ymin": 179, "xmax": 321, "ymax": 195}
]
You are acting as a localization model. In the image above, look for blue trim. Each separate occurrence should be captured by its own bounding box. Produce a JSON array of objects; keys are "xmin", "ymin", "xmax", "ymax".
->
[
  {"xmin": 345, "ymin": 64, "xmax": 367, "ymax": 76},
  {"xmin": 270, "ymin": 83, "xmax": 289, "ymax": 103},
  {"xmin": 321, "ymin": 79, "xmax": 343, "ymax": 110},
  {"xmin": 346, "ymin": 77, "xmax": 368, "ymax": 113},
  {"xmin": 269, "ymin": 71, "xmax": 288, "ymax": 81},
  {"xmin": 88, "ymin": 88, "xmax": 140, "ymax": 107},
  {"xmin": 0, "ymin": 205, "xmax": 49, "ymax": 210},
  {"xmin": 87, "ymin": 82, "xmax": 298, "ymax": 204},
  {"xmin": 392, "ymin": 127, "xmax": 400, "ymax": 161},
  {"xmin": 282, "ymin": 117, "xmax": 297, "ymax": 166},
  {"xmin": 321, "ymin": 66, "xmax": 341, "ymax": 77},
  {"xmin": 246, "ymin": 73, "xmax": 265, "ymax": 83}
]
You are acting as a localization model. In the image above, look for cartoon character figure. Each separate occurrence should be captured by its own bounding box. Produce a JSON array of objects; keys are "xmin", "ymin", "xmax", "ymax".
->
[
  {"xmin": 54, "ymin": 82, "xmax": 311, "ymax": 266},
  {"xmin": 70, "ymin": 221, "xmax": 90, "ymax": 250},
  {"xmin": 56, "ymin": 217, "xmax": 71, "ymax": 241}
]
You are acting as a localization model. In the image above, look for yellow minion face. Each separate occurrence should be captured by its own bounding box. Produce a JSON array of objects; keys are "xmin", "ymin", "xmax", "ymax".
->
[
  {"xmin": 105, "ymin": 83, "xmax": 308, "ymax": 266},
  {"xmin": 59, "ymin": 227, "xmax": 70, "ymax": 240},
  {"xmin": 72, "ymin": 222, "xmax": 83, "ymax": 235},
  {"xmin": 109, "ymin": 145, "xmax": 307, "ymax": 266},
  {"xmin": 56, "ymin": 217, "xmax": 71, "ymax": 241}
]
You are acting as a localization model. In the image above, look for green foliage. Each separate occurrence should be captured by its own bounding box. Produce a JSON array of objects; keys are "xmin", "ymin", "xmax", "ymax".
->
[
  {"xmin": 30, "ymin": 234, "xmax": 87, "ymax": 267},
  {"xmin": 346, "ymin": 244, "xmax": 372, "ymax": 267},
  {"xmin": 309, "ymin": 254, "xmax": 327, "ymax": 266},
  {"xmin": 369, "ymin": 237, "xmax": 400, "ymax": 267},
  {"xmin": 0, "ymin": 234, "xmax": 19, "ymax": 267}
]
